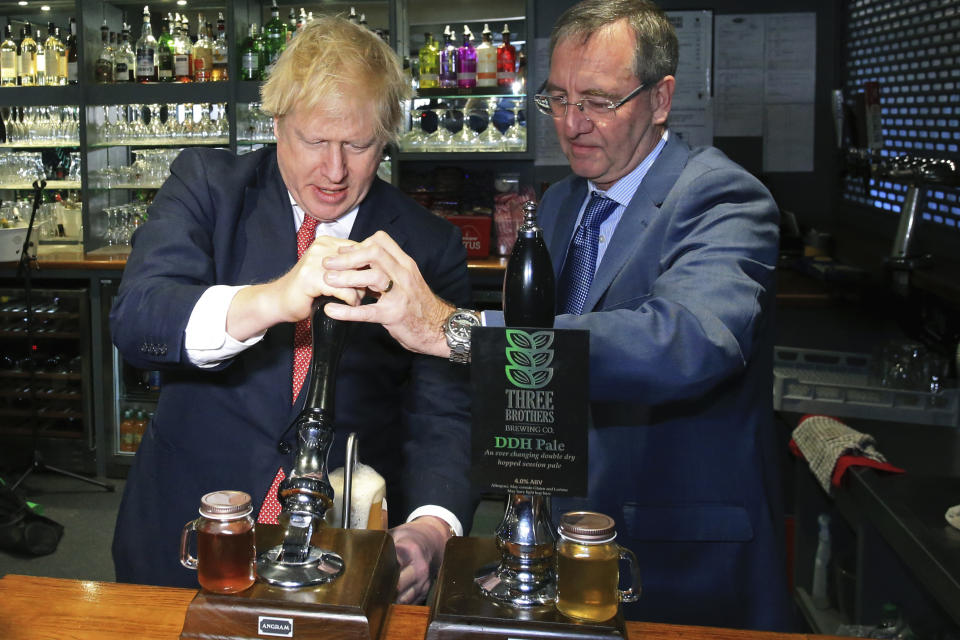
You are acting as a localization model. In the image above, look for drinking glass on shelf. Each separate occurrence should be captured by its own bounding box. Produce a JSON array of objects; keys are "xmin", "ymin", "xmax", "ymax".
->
[
  {"xmin": 424, "ymin": 109, "xmax": 454, "ymax": 151},
  {"xmin": 450, "ymin": 108, "xmax": 481, "ymax": 151},
  {"xmin": 502, "ymin": 100, "xmax": 526, "ymax": 152},
  {"xmin": 399, "ymin": 110, "xmax": 429, "ymax": 151},
  {"xmin": 478, "ymin": 98, "xmax": 505, "ymax": 151}
]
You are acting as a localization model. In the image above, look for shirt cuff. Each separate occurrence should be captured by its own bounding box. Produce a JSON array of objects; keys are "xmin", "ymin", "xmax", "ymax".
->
[
  {"xmin": 480, "ymin": 309, "xmax": 502, "ymax": 327},
  {"xmin": 184, "ymin": 285, "xmax": 266, "ymax": 367},
  {"xmin": 406, "ymin": 505, "xmax": 463, "ymax": 537}
]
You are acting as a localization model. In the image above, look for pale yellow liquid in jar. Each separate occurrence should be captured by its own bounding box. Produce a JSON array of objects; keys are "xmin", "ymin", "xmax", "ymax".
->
[{"xmin": 556, "ymin": 540, "xmax": 620, "ymax": 622}]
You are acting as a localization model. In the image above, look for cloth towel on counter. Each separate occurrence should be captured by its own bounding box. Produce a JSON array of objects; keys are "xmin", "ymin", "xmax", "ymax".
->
[{"xmin": 790, "ymin": 414, "xmax": 904, "ymax": 493}]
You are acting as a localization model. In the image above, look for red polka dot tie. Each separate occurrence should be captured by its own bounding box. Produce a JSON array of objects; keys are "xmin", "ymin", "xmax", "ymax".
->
[{"xmin": 258, "ymin": 214, "xmax": 320, "ymax": 525}]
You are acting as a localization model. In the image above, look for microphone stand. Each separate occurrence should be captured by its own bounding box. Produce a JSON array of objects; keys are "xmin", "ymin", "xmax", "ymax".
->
[{"xmin": 10, "ymin": 180, "xmax": 113, "ymax": 493}]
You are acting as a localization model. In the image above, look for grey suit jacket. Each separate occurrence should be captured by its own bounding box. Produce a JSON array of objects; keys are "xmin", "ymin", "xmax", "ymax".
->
[{"xmin": 542, "ymin": 133, "xmax": 791, "ymax": 630}]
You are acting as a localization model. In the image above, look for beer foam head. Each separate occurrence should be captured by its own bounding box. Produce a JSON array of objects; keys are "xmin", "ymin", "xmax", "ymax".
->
[{"xmin": 326, "ymin": 462, "xmax": 386, "ymax": 529}]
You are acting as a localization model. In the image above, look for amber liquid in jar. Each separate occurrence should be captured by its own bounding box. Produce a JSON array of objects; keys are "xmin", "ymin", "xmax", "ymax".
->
[
  {"xmin": 197, "ymin": 526, "xmax": 255, "ymax": 593},
  {"xmin": 556, "ymin": 539, "xmax": 620, "ymax": 622}
]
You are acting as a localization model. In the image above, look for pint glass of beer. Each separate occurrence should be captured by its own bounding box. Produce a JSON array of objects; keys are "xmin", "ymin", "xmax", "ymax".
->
[{"xmin": 326, "ymin": 462, "xmax": 388, "ymax": 530}]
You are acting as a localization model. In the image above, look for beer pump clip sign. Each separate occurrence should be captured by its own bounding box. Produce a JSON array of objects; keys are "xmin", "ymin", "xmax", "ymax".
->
[{"xmin": 470, "ymin": 327, "xmax": 589, "ymax": 497}]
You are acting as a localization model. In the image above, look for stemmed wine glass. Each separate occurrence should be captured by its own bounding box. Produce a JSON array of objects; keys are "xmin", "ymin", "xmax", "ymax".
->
[
  {"xmin": 424, "ymin": 108, "xmax": 454, "ymax": 151},
  {"xmin": 399, "ymin": 110, "xmax": 429, "ymax": 151},
  {"xmin": 450, "ymin": 107, "xmax": 481, "ymax": 151},
  {"xmin": 478, "ymin": 98, "xmax": 504, "ymax": 151},
  {"xmin": 502, "ymin": 100, "xmax": 526, "ymax": 152}
]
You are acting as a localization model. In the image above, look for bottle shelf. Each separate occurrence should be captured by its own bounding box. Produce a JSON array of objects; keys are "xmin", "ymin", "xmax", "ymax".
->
[
  {"xmin": 0, "ymin": 181, "xmax": 81, "ymax": 189},
  {"xmin": 237, "ymin": 138, "xmax": 275, "ymax": 145},
  {"xmin": 86, "ymin": 82, "xmax": 230, "ymax": 105},
  {"xmin": 0, "ymin": 142, "xmax": 80, "ymax": 149},
  {"xmin": 88, "ymin": 182, "xmax": 165, "ymax": 190},
  {"xmin": 89, "ymin": 137, "xmax": 229, "ymax": 148},
  {"xmin": 0, "ymin": 85, "xmax": 81, "ymax": 106},
  {"xmin": 416, "ymin": 88, "xmax": 523, "ymax": 98}
]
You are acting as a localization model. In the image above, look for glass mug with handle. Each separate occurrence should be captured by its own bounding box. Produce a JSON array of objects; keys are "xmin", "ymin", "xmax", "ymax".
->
[
  {"xmin": 180, "ymin": 490, "xmax": 256, "ymax": 593},
  {"xmin": 556, "ymin": 511, "xmax": 641, "ymax": 622}
]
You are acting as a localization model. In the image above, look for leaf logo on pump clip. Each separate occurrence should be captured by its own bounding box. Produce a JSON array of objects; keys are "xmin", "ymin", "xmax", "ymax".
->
[{"xmin": 504, "ymin": 329, "xmax": 554, "ymax": 390}]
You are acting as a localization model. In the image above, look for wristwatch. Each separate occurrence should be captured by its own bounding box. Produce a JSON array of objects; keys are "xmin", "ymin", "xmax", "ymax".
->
[{"xmin": 443, "ymin": 308, "xmax": 480, "ymax": 364}]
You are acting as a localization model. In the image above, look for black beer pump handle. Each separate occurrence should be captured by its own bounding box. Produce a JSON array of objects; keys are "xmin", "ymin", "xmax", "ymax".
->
[{"xmin": 303, "ymin": 295, "xmax": 348, "ymax": 413}]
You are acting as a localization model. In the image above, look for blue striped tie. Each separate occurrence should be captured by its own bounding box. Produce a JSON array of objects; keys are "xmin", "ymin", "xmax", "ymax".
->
[{"xmin": 557, "ymin": 193, "xmax": 619, "ymax": 315}]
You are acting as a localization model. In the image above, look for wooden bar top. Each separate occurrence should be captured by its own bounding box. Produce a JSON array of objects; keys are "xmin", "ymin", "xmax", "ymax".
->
[{"xmin": 0, "ymin": 574, "xmax": 834, "ymax": 640}]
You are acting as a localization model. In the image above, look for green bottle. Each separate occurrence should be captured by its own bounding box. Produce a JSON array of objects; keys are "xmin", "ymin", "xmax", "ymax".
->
[
  {"xmin": 156, "ymin": 15, "xmax": 174, "ymax": 81},
  {"xmin": 239, "ymin": 23, "xmax": 263, "ymax": 81},
  {"xmin": 262, "ymin": 0, "xmax": 287, "ymax": 71},
  {"xmin": 418, "ymin": 32, "xmax": 439, "ymax": 89}
]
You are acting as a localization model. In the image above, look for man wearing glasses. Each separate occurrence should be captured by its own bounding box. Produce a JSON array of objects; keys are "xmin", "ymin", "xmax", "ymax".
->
[{"xmin": 323, "ymin": 0, "xmax": 789, "ymax": 629}]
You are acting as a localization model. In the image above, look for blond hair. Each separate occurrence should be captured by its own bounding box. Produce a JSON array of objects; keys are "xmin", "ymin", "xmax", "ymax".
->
[{"xmin": 261, "ymin": 15, "xmax": 411, "ymax": 143}]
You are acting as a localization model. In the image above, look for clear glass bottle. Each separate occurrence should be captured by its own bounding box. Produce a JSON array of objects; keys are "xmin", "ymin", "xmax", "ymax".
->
[
  {"xmin": 180, "ymin": 490, "xmax": 256, "ymax": 594},
  {"xmin": 211, "ymin": 12, "xmax": 228, "ymax": 82},
  {"xmin": 94, "ymin": 22, "xmax": 113, "ymax": 83},
  {"xmin": 476, "ymin": 24, "xmax": 497, "ymax": 88},
  {"xmin": 192, "ymin": 16, "xmax": 213, "ymax": 82},
  {"xmin": 136, "ymin": 6, "xmax": 157, "ymax": 83},
  {"xmin": 44, "ymin": 22, "xmax": 65, "ymax": 86},
  {"xmin": 156, "ymin": 15, "xmax": 174, "ymax": 82},
  {"xmin": 172, "ymin": 13, "xmax": 192, "ymax": 82},
  {"xmin": 456, "ymin": 26, "xmax": 476, "ymax": 89},
  {"xmin": 18, "ymin": 25, "xmax": 37, "ymax": 86},
  {"xmin": 113, "ymin": 25, "xmax": 135, "ymax": 83},
  {"xmin": 418, "ymin": 32, "xmax": 439, "ymax": 89},
  {"xmin": 438, "ymin": 26, "xmax": 457, "ymax": 90},
  {"xmin": 556, "ymin": 511, "xmax": 641, "ymax": 622},
  {"xmin": 0, "ymin": 24, "xmax": 16, "ymax": 86},
  {"xmin": 497, "ymin": 24, "xmax": 517, "ymax": 87},
  {"xmin": 34, "ymin": 26, "xmax": 46, "ymax": 86}
]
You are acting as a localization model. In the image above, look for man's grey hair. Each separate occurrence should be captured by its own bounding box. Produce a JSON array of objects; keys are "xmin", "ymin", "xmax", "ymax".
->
[{"xmin": 549, "ymin": 0, "xmax": 679, "ymax": 85}]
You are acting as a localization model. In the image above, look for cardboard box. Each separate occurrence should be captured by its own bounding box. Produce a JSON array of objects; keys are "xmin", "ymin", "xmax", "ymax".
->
[
  {"xmin": 447, "ymin": 215, "xmax": 492, "ymax": 257},
  {"xmin": 0, "ymin": 227, "xmax": 29, "ymax": 263}
]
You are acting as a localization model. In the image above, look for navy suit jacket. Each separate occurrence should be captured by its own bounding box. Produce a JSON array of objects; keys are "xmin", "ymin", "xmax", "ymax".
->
[
  {"xmin": 544, "ymin": 134, "xmax": 791, "ymax": 630},
  {"xmin": 110, "ymin": 147, "xmax": 474, "ymax": 588}
]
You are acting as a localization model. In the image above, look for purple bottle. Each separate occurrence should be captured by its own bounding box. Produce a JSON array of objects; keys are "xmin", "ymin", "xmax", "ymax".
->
[
  {"xmin": 439, "ymin": 26, "xmax": 458, "ymax": 89},
  {"xmin": 456, "ymin": 25, "xmax": 476, "ymax": 89}
]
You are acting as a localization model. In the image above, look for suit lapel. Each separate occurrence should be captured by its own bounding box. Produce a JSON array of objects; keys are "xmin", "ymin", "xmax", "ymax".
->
[
  {"xmin": 547, "ymin": 180, "xmax": 589, "ymax": 281},
  {"xmin": 351, "ymin": 178, "xmax": 410, "ymax": 250},
  {"xmin": 581, "ymin": 134, "xmax": 690, "ymax": 312},
  {"xmin": 246, "ymin": 149, "xmax": 297, "ymax": 279}
]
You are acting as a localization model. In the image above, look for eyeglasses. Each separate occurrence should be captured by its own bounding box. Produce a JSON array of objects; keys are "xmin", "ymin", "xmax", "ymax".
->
[{"xmin": 534, "ymin": 84, "xmax": 648, "ymax": 120}]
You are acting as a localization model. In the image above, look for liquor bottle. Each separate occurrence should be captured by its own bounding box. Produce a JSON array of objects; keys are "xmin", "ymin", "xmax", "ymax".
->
[
  {"xmin": 347, "ymin": 7, "xmax": 359, "ymax": 25},
  {"xmin": 34, "ymin": 26, "xmax": 46, "ymax": 86},
  {"xmin": 18, "ymin": 26, "xmax": 37, "ymax": 86},
  {"xmin": 66, "ymin": 17, "xmax": 78, "ymax": 83},
  {"xmin": 297, "ymin": 8, "xmax": 307, "ymax": 34},
  {"xmin": 114, "ymin": 25, "xmax": 135, "ymax": 83},
  {"xmin": 503, "ymin": 200, "xmax": 555, "ymax": 327},
  {"xmin": 156, "ymin": 15, "xmax": 174, "ymax": 82},
  {"xmin": 263, "ymin": 0, "xmax": 287, "ymax": 69},
  {"xmin": 476, "ymin": 24, "xmax": 497, "ymax": 88},
  {"xmin": 456, "ymin": 25, "xmax": 476, "ymax": 89},
  {"xmin": 211, "ymin": 12, "xmax": 228, "ymax": 82},
  {"xmin": 359, "ymin": 13, "xmax": 368, "ymax": 29},
  {"xmin": 54, "ymin": 26, "xmax": 68, "ymax": 83},
  {"xmin": 44, "ymin": 23, "xmax": 65, "ymax": 85},
  {"xmin": 287, "ymin": 8, "xmax": 297, "ymax": 42},
  {"xmin": 0, "ymin": 24, "xmax": 16, "ymax": 86},
  {"xmin": 94, "ymin": 22, "xmax": 113, "ymax": 83},
  {"xmin": 192, "ymin": 16, "xmax": 213, "ymax": 82},
  {"xmin": 417, "ymin": 33, "xmax": 438, "ymax": 89},
  {"xmin": 239, "ymin": 23, "xmax": 262, "ymax": 81},
  {"xmin": 136, "ymin": 6, "xmax": 158, "ymax": 83},
  {"xmin": 497, "ymin": 24, "xmax": 517, "ymax": 87},
  {"xmin": 438, "ymin": 26, "xmax": 457, "ymax": 90},
  {"xmin": 173, "ymin": 14, "xmax": 192, "ymax": 82}
]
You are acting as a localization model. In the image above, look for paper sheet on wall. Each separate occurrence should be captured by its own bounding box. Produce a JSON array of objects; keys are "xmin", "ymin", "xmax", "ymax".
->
[
  {"xmin": 713, "ymin": 12, "xmax": 817, "ymax": 173},
  {"xmin": 667, "ymin": 11, "xmax": 714, "ymax": 148}
]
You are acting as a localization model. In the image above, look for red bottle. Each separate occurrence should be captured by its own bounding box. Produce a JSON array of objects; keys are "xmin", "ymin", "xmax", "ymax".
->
[{"xmin": 497, "ymin": 23, "xmax": 516, "ymax": 87}]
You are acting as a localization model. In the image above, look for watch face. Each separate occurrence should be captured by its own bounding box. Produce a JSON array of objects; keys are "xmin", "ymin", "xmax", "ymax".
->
[{"xmin": 449, "ymin": 311, "xmax": 480, "ymax": 341}]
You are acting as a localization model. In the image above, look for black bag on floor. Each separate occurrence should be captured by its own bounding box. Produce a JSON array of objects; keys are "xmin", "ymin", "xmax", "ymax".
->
[{"xmin": 0, "ymin": 485, "xmax": 64, "ymax": 557}]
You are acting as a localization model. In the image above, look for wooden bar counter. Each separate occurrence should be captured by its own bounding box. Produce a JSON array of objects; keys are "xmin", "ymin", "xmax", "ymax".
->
[{"xmin": 0, "ymin": 573, "xmax": 834, "ymax": 640}]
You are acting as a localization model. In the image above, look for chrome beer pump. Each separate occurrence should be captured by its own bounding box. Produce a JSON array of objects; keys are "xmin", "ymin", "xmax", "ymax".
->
[
  {"xmin": 476, "ymin": 202, "xmax": 558, "ymax": 607},
  {"xmin": 257, "ymin": 295, "xmax": 347, "ymax": 587}
]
